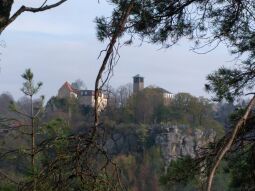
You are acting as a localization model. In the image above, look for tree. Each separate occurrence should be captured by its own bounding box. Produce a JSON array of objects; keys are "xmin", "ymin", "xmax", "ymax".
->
[
  {"xmin": 20, "ymin": 69, "xmax": 43, "ymax": 182},
  {"xmin": 0, "ymin": 92, "xmax": 14, "ymax": 116},
  {"xmin": 3, "ymin": 0, "xmax": 255, "ymax": 189},
  {"xmin": 160, "ymin": 156, "xmax": 199, "ymax": 191},
  {"xmin": 115, "ymin": 83, "xmax": 133, "ymax": 108},
  {"xmin": 17, "ymin": 69, "xmax": 43, "ymax": 190},
  {"xmin": 0, "ymin": 69, "xmax": 44, "ymax": 190},
  {"xmin": 96, "ymin": 1, "xmax": 255, "ymax": 190},
  {"xmin": 132, "ymin": 87, "xmax": 164, "ymax": 123},
  {"xmin": 1, "ymin": 2, "xmax": 133, "ymax": 188},
  {"xmin": 96, "ymin": 0, "xmax": 255, "ymax": 55},
  {"xmin": 0, "ymin": 0, "xmax": 68, "ymax": 34}
]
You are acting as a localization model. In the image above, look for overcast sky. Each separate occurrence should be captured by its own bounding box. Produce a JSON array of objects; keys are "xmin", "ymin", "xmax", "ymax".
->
[{"xmin": 0, "ymin": 0, "xmax": 235, "ymax": 101}]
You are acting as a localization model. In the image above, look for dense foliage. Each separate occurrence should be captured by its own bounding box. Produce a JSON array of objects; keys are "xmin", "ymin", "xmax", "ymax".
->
[
  {"xmin": 103, "ymin": 87, "xmax": 224, "ymax": 136},
  {"xmin": 0, "ymin": 80, "xmax": 230, "ymax": 190},
  {"xmin": 96, "ymin": 1, "xmax": 255, "ymax": 190},
  {"xmin": 1, "ymin": 0, "xmax": 255, "ymax": 190}
]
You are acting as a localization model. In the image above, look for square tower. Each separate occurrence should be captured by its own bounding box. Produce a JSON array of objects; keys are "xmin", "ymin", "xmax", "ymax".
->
[{"xmin": 133, "ymin": 74, "xmax": 144, "ymax": 93}]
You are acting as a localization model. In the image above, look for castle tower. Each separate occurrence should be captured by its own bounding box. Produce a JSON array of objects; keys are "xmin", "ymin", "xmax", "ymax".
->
[{"xmin": 133, "ymin": 74, "xmax": 144, "ymax": 93}]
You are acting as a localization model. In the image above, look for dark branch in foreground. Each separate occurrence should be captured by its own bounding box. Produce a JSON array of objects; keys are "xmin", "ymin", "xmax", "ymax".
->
[
  {"xmin": 0, "ymin": 0, "xmax": 68, "ymax": 34},
  {"xmin": 207, "ymin": 96, "xmax": 255, "ymax": 191}
]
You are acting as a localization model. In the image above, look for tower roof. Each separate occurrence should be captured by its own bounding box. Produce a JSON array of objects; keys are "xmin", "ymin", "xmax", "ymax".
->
[{"xmin": 133, "ymin": 74, "xmax": 143, "ymax": 78}]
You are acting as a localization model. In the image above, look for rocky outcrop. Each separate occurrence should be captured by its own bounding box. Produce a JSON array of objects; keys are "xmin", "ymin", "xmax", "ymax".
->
[
  {"xmin": 154, "ymin": 124, "xmax": 216, "ymax": 166},
  {"xmin": 104, "ymin": 123, "xmax": 216, "ymax": 167}
]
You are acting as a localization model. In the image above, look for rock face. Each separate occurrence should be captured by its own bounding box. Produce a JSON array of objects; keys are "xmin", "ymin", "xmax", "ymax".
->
[
  {"xmin": 105, "ymin": 124, "xmax": 216, "ymax": 167},
  {"xmin": 154, "ymin": 124, "xmax": 216, "ymax": 166}
]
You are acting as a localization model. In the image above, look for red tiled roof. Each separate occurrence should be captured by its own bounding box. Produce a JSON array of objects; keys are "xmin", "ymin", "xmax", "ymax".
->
[{"xmin": 64, "ymin": 81, "xmax": 75, "ymax": 92}]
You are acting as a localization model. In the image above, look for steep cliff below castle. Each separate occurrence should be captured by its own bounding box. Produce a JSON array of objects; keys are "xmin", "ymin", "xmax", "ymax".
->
[
  {"xmin": 153, "ymin": 124, "xmax": 216, "ymax": 166},
  {"xmin": 105, "ymin": 123, "xmax": 216, "ymax": 166}
]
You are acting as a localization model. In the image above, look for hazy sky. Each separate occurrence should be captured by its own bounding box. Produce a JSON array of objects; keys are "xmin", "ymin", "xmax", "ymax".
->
[{"xmin": 0, "ymin": 0, "xmax": 235, "ymax": 100}]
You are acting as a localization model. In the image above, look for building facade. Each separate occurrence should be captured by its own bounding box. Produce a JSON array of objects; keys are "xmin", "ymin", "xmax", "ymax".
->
[
  {"xmin": 57, "ymin": 82, "xmax": 107, "ymax": 110},
  {"xmin": 78, "ymin": 90, "xmax": 107, "ymax": 111},
  {"xmin": 158, "ymin": 87, "xmax": 174, "ymax": 105}
]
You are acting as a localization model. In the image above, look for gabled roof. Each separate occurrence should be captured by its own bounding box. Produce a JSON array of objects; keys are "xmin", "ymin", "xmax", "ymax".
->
[
  {"xmin": 157, "ymin": 87, "xmax": 173, "ymax": 94},
  {"xmin": 63, "ymin": 81, "xmax": 75, "ymax": 92},
  {"xmin": 145, "ymin": 86, "xmax": 173, "ymax": 94}
]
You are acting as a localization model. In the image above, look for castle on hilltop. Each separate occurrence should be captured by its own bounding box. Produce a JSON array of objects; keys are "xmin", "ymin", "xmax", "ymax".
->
[
  {"xmin": 57, "ymin": 74, "xmax": 174, "ymax": 110},
  {"xmin": 57, "ymin": 82, "xmax": 107, "ymax": 111}
]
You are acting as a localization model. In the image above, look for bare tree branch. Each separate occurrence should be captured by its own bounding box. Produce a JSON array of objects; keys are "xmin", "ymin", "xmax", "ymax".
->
[{"xmin": 0, "ymin": 0, "xmax": 68, "ymax": 34}]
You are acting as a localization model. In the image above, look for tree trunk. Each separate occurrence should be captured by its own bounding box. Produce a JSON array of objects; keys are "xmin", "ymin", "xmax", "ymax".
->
[
  {"xmin": 30, "ymin": 95, "xmax": 36, "ymax": 191},
  {"xmin": 207, "ymin": 96, "xmax": 255, "ymax": 191},
  {"xmin": 0, "ymin": 0, "xmax": 13, "ymax": 32}
]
